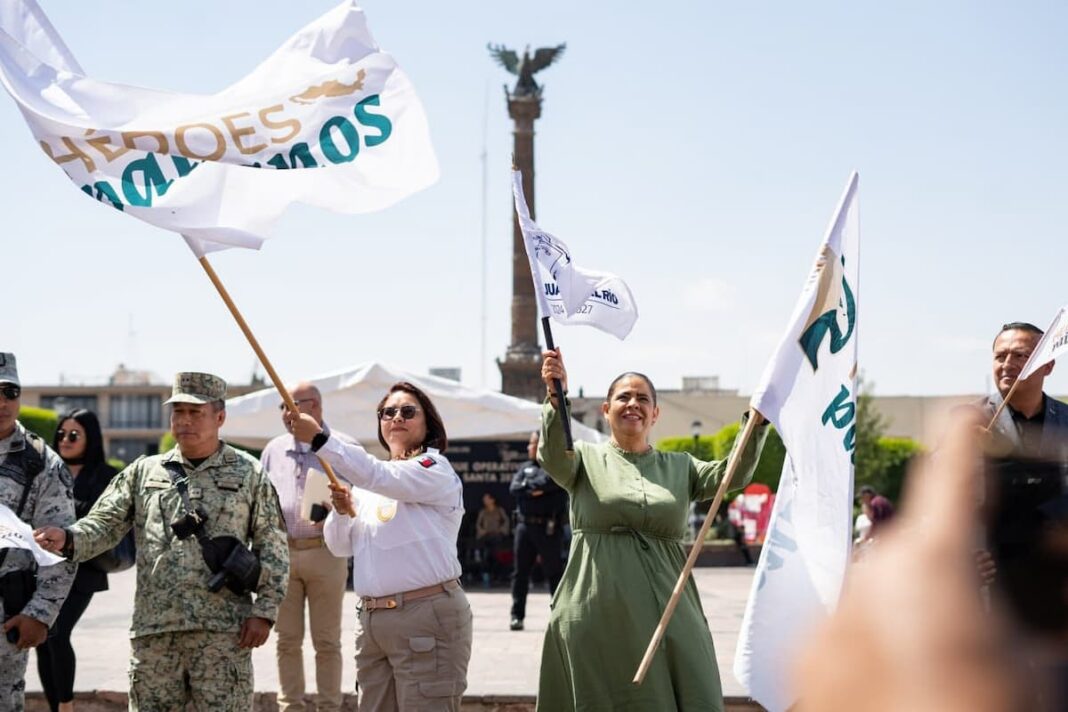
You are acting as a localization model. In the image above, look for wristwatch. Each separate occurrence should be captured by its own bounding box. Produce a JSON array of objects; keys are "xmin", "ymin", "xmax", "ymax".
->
[{"xmin": 310, "ymin": 431, "xmax": 328, "ymax": 452}]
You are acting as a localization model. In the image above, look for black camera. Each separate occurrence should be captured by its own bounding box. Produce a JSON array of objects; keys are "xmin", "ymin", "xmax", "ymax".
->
[
  {"xmin": 202, "ymin": 536, "xmax": 262, "ymax": 595},
  {"xmin": 983, "ymin": 453, "xmax": 1068, "ymax": 637},
  {"xmin": 309, "ymin": 503, "xmax": 328, "ymax": 523},
  {"xmin": 170, "ymin": 506, "xmax": 209, "ymax": 540}
]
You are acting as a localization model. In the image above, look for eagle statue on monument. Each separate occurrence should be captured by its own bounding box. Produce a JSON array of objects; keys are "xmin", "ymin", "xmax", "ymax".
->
[{"xmin": 487, "ymin": 43, "xmax": 567, "ymax": 97}]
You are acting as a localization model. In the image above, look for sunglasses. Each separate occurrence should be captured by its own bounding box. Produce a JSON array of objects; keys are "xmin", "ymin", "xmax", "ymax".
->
[
  {"xmin": 378, "ymin": 405, "xmax": 421, "ymax": 421},
  {"xmin": 0, "ymin": 384, "xmax": 20, "ymax": 401},
  {"xmin": 278, "ymin": 397, "xmax": 318, "ymax": 411},
  {"xmin": 56, "ymin": 429, "xmax": 82, "ymax": 443}
]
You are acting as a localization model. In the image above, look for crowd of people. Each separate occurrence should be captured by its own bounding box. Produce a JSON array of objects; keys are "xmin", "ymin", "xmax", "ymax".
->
[{"xmin": 0, "ymin": 317, "xmax": 1064, "ymax": 711}]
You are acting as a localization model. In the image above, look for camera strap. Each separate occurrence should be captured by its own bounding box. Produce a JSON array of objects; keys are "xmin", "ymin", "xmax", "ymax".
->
[{"xmin": 161, "ymin": 461, "xmax": 210, "ymax": 544}]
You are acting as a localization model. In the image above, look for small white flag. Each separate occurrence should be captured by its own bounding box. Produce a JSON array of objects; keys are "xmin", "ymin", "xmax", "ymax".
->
[
  {"xmin": 734, "ymin": 172, "xmax": 860, "ymax": 712},
  {"xmin": 1018, "ymin": 306, "xmax": 1068, "ymax": 381},
  {"xmin": 0, "ymin": 0, "xmax": 438, "ymax": 257},
  {"xmin": 0, "ymin": 502, "xmax": 65, "ymax": 567},
  {"xmin": 511, "ymin": 170, "xmax": 638, "ymax": 340}
]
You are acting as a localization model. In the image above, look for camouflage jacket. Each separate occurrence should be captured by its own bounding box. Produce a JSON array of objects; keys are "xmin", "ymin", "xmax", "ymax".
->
[
  {"xmin": 0, "ymin": 422, "xmax": 76, "ymax": 626},
  {"xmin": 68, "ymin": 442, "xmax": 289, "ymax": 638}
]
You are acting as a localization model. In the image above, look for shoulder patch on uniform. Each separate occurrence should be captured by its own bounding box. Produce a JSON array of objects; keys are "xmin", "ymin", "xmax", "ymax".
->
[{"xmin": 418, "ymin": 456, "xmax": 436, "ymax": 469}]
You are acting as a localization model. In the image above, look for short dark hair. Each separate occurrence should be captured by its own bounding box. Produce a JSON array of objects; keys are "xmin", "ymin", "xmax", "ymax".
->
[
  {"xmin": 994, "ymin": 322, "xmax": 1044, "ymax": 347},
  {"xmin": 858, "ymin": 484, "xmax": 878, "ymax": 498},
  {"xmin": 54, "ymin": 409, "xmax": 107, "ymax": 469},
  {"xmin": 606, "ymin": 372, "xmax": 657, "ymax": 406},
  {"xmin": 376, "ymin": 381, "xmax": 448, "ymax": 454}
]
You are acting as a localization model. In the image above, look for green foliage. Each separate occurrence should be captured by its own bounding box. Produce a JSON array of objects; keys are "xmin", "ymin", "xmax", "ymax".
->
[
  {"xmin": 17, "ymin": 406, "xmax": 58, "ymax": 442},
  {"xmin": 854, "ymin": 375, "xmax": 923, "ymax": 504},
  {"xmin": 658, "ymin": 421, "xmax": 788, "ymax": 492},
  {"xmin": 658, "ymin": 434, "xmax": 716, "ymax": 461},
  {"xmin": 107, "ymin": 458, "xmax": 128, "ymax": 471},
  {"xmin": 159, "ymin": 432, "xmax": 176, "ymax": 453},
  {"xmin": 860, "ymin": 436, "xmax": 923, "ymax": 503}
]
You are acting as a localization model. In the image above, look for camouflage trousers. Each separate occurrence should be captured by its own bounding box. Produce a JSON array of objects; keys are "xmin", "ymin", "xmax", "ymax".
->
[
  {"xmin": 0, "ymin": 634, "xmax": 29, "ymax": 712},
  {"xmin": 128, "ymin": 630, "xmax": 253, "ymax": 712}
]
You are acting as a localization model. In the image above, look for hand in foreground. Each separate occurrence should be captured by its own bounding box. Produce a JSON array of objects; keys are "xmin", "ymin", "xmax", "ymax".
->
[
  {"xmin": 795, "ymin": 412, "xmax": 1027, "ymax": 712},
  {"xmin": 238, "ymin": 617, "xmax": 272, "ymax": 649},
  {"xmin": 283, "ymin": 411, "xmax": 322, "ymax": 444},
  {"xmin": 329, "ymin": 482, "xmax": 355, "ymax": 517},
  {"xmin": 541, "ymin": 348, "xmax": 569, "ymax": 401},
  {"xmin": 33, "ymin": 526, "xmax": 66, "ymax": 553},
  {"xmin": 2, "ymin": 614, "xmax": 48, "ymax": 649}
]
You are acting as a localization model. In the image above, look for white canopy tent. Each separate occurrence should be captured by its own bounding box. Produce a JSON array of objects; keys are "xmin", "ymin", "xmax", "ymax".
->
[{"xmin": 221, "ymin": 362, "xmax": 605, "ymax": 447}]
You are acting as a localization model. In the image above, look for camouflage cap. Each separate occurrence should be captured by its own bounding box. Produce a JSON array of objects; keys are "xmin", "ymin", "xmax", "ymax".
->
[
  {"xmin": 164, "ymin": 371, "xmax": 226, "ymax": 405},
  {"xmin": 0, "ymin": 352, "xmax": 18, "ymax": 386}
]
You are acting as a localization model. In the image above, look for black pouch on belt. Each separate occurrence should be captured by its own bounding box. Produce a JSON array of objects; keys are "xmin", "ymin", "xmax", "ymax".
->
[{"xmin": 0, "ymin": 568, "xmax": 37, "ymax": 643}]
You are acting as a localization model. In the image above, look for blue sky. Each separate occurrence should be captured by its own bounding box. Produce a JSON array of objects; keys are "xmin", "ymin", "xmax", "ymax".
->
[{"xmin": 2, "ymin": 1, "xmax": 1066, "ymax": 399}]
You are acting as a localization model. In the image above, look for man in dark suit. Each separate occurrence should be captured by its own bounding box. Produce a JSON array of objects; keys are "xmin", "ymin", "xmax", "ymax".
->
[{"xmin": 981, "ymin": 321, "xmax": 1068, "ymax": 459}]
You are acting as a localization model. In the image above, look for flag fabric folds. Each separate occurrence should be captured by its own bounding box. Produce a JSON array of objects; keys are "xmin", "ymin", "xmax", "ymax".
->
[
  {"xmin": 0, "ymin": 0, "xmax": 438, "ymax": 256},
  {"xmin": 733, "ymin": 172, "xmax": 860, "ymax": 712},
  {"xmin": 1018, "ymin": 305, "xmax": 1068, "ymax": 381},
  {"xmin": 510, "ymin": 169, "xmax": 638, "ymax": 340},
  {"xmin": 0, "ymin": 502, "xmax": 64, "ymax": 567}
]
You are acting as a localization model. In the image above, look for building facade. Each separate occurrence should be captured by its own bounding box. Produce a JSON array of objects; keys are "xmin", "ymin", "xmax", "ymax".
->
[{"xmin": 20, "ymin": 365, "xmax": 263, "ymax": 463}]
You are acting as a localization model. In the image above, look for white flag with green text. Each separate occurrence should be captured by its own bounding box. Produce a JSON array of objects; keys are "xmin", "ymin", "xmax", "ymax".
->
[
  {"xmin": 734, "ymin": 172, "xmax": 860, "ymax": 712},
  {"xmin": 0, "ymin": 0, "xmax": 438, "ymax": 256}
]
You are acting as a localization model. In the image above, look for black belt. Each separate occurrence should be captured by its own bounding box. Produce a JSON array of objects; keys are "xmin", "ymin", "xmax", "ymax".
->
[{"xmin": 518, "ymin": 514, "xmax": 553, "ymax": 525}]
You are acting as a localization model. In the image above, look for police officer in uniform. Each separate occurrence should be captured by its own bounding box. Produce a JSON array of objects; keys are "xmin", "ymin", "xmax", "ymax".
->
[
  {"xmin": 36, "ymin": 372, "xmax": 289, "ymax": 711},
  {"xmin": 0, "ymin": 353, "xmax": 76, "ymax": 712},
  {"xmin": 508, "ymin": 430, "xmax": 567, "ymax": 631}
]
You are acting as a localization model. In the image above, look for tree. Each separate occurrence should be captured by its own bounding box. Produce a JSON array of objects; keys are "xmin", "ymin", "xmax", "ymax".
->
[
  {"xmin": 658, "ymin": 423, "xmax": 787, "ymax": 492},
  {"xmin": 17, "ymin": 406, "xmax": 58, "ymax": 442},
  {"xmin": 855, "ymin": 375, "xmax": 923, "ymax": 503}
]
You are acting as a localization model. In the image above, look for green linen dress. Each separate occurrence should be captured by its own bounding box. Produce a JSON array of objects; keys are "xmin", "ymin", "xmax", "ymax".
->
[{"xmin": 535, "ymin": 402, "xmax": 767, "ymax": 712}]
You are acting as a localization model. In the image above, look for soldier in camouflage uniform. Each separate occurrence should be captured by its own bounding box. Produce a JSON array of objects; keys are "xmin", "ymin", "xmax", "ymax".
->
[
  {"xmin": 0, "ymin": 352, "xmax": 77, "ymax": 712},
  {"xmin": 37, "ymin": 372, "xmax": 289, "ymax": 712}
]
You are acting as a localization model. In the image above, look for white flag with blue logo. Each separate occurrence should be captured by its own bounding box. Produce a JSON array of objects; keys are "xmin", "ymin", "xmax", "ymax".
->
[
  {"xmin": 511, "ymin": 169, "xmax": 638, "ymax": 340},
  {"xmin": 0, "ymin": 0, "xmax": 438, "ymax": 257},
  {"xmin": 733, "ymin": 172, "xmax": 860, "ymax": 712}
]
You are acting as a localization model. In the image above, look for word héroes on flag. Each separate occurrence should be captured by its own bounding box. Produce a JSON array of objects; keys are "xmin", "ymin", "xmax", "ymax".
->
[
  {"xmin": 0, "ymin": 0, "xmax": 438, "ymax": 256},
  {"xmin": 733, "ymin": 172, "xmax": 860, "ymax": 712},
  {"xmin": 511, "ymin": 169, "xmax": 638, "ymax": 340}
]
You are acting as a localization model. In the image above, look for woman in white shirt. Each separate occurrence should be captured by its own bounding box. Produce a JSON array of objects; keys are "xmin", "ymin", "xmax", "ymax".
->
[{"xmin": 287, "ymin": 381, "xmax": 471, "ymax": 711}]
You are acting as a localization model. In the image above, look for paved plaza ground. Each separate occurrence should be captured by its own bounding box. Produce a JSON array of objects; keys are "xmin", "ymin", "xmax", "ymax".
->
[{"xmin": 25, "ymin": 567, "xmax": 756, "ymax": 698}]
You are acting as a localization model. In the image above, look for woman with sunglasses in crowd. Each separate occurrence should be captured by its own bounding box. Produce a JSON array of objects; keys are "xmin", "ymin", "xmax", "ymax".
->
[
  {"xmin": 287, "ymin": 381, "xmax": 471, "ymax": 711},
  {"xmin": 535, "ymin": 349, "xmax": 768, "ymax": 712},
  {"xmin": 35, "ymin": 410, "xmax": 118, "ymax": 712}
]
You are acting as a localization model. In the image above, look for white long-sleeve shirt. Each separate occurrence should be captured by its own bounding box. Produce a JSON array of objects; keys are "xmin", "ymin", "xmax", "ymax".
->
[{"xmin": 319, "ymin": 437, "xmax": 464, "ymax": 597}]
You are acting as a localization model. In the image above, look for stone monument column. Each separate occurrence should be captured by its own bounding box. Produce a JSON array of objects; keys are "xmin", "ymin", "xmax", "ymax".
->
[{"xmin": 488, "ymin": 43, "xmax": 566, "ymax": 401}]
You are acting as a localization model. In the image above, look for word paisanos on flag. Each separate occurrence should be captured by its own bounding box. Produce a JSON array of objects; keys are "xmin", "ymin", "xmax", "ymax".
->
[
  {"xmin": 0, "ymin": 0, "xmax": 438, "ymax": 256},
  {"xmin": 733, "ymin": 172, "xmax": 860, "ymax": 712}
]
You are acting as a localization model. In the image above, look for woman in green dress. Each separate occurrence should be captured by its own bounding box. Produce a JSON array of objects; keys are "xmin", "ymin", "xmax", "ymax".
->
[{"xmin": 536, "ymin": 349, "xmax": 767, "ymax": 712}]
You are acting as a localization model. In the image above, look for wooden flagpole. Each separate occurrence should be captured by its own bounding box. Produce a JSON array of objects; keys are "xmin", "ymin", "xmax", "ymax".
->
[
  {"xmin": 196, "ymin": 255, "xmax": 355, "ymax": 515},
  {"xmin": 985, "ymin": 378, "xmax": 1022, "ymax": 432},
  {"xmin": 632, "ymin": 409, "xmax": 763, "ymax": 685}
]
